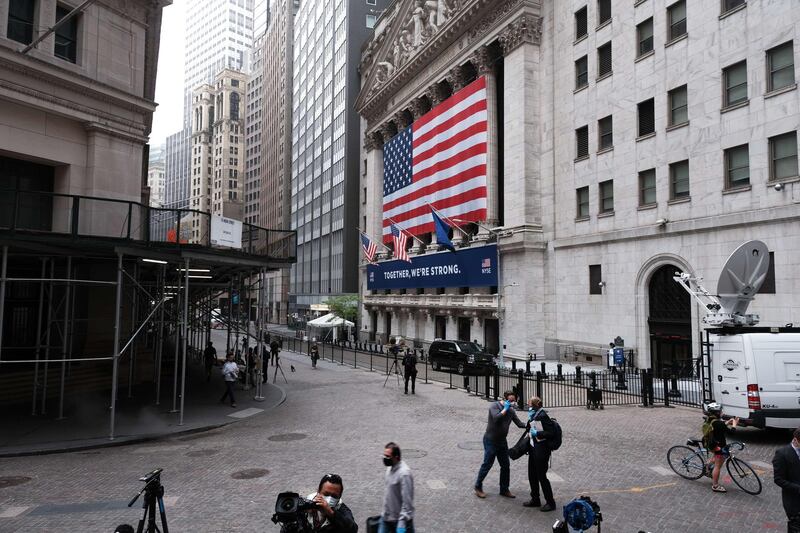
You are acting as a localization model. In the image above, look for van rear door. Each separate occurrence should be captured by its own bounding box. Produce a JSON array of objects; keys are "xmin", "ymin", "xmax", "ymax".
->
[
  {"xmin": 748, "ymin": 333, "xmax": 800, "ymax": 411},
  {"xmin": 710, "ymin": 334, "xmax": 749, "ymax": 414}
]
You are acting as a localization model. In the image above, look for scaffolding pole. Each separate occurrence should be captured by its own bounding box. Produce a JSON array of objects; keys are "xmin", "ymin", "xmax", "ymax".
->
[
  {"xmin": 31, "ymin": 259, "xmax": 47, "ymax": 415},
  {"xmin": 179, "ymin": 258, "xmax": 189, "ymax": 425},
  {"xmin": 57, "ymin": 256, "xmax": 72, "ymax": 419},
  {"xmin": 109, "ymin": 253, "xmax": 123, "ymax": 440}
]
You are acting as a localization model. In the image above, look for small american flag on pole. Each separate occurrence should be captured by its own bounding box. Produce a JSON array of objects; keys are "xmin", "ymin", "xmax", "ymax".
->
[
  {"xmin": 391, "ymin": 223, "xmax": 410, "ymax": 263},
  {"xmin": 360, "ymin": 232, "xmax": 378, "ymax": 264},
  {"xmin": 382, "ymin": 77, "xmax": 488, "ymax": 243}
]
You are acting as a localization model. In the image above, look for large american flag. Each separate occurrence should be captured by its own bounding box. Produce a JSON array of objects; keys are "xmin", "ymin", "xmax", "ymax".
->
[{"xmin": 382, "ymin": 77, "xmax": 488, "ymax": 243}]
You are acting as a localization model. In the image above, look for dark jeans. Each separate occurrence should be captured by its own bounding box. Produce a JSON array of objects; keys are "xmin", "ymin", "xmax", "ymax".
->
[
  {"xmin": 404, "ymin": 370, "xmax": 416, "ymax": 393},
  {"xmin": 475, "ymin": 435, "xmax": 510, "ymax": 492},
  {"xmin": 220, "ymin": 380, "xmax": 236, "ymax": 405},
  {"xmin": 788, "ymin": 513, "xmax": 800, "ymax": 533},
  {"xmin": 378, "ymin": 518, "xmax": 414, "ymax": 533},
  {"xmin": 527, "ymin": 442, "xmax": 554, "ymax": 505}
]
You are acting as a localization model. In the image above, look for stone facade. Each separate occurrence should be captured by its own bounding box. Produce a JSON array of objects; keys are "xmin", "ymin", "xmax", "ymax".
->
[{"xmin": 356, "ymin": 0, "xmax": 800, "ymax": 370}]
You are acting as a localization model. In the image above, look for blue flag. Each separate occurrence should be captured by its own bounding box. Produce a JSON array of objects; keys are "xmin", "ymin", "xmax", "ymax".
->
[{"xmin": 430, "ymin": 207, "xmax": 456, "ymax": 252}]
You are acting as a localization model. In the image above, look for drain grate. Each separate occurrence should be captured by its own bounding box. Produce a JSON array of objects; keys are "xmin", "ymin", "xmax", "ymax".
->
[
  {"xmin": 186, "ymin": 449, "xmax": 220, "ymax": 458},
  {"xmin": 231, "ymin": 468, "xmax": 269, "ymax": 480},
  {"xmin": 0, "ymin": 476, "xmax": 32, "ymax": 488},
  {"xmin": 457, "ymin": 441, "xmax": 484, "ymax": 451},
  {"xmin": 401, "ymin": 449, "xmax": 427, "ymax": 459},
  {"xmin": 268, "ymin": 433, "xmax": 307, "ymax": 442}
]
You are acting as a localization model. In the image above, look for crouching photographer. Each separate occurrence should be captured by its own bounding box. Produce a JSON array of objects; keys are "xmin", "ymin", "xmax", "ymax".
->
[{"xmin": 272, "ymin": 473, "xmax": 358, "ymax": 533}]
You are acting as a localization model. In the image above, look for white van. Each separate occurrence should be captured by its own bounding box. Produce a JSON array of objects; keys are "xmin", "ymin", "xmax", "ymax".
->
[{"xmin": 709, "ymin": 329, "xmax": 800, "ymax": 429}]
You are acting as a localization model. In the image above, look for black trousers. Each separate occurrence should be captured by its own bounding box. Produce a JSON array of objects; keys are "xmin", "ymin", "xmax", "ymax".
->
[
  {"xmin": 404, "ymin": 370, "xmax": 417, "ymax": 393},
  {"xmin": 528, "ymin": 442, "xmax": 554, "ymax": 505}
]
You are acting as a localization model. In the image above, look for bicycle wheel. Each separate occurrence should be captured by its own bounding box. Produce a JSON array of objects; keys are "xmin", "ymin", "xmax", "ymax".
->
[
  {"xmin": 667, "ymin": 445, "xmax": 705, "ymax": 480},
  {"xmin": 727, "ymin": 457, "xmax": 762, "ymax": 495}
]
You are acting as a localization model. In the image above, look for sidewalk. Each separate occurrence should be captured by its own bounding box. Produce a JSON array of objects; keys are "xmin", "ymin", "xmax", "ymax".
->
[{"xmin": 0, "ymin": 362, "xmax": 285, "ymax": 457}]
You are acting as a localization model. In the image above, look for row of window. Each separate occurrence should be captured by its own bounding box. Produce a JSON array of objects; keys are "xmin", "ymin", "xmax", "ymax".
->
[{"xmin": 575, "ymin": 130, "xmax": 799, "ymax": 219}]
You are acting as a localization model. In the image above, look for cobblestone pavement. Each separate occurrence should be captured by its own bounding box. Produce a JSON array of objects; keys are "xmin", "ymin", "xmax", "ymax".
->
[{"xmin": 0, "ymin": 347, "xmax": 790, "ymax": 532}]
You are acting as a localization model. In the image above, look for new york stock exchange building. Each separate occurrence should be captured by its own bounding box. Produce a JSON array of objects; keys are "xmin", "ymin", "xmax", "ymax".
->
[{"xmin": 355, "ymin": 0, "xmax": 800, "ymax": 372}]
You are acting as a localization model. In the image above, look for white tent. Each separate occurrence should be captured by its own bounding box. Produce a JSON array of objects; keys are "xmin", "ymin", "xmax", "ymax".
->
[{"xmin": 307, "ymin": 313, "xmax": 354, "ymax": 328}]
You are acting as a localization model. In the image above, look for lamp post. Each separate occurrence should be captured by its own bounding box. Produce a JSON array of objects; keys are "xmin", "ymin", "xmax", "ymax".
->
[{"xmin": 497, "ymin": 282, "xmax": 518, "ymax": 367}]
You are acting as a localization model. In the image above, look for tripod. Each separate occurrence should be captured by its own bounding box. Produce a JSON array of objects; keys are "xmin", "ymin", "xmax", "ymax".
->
[
  {"xmin": 273, "ymin": 354, "xmax": 288, "ymax": 384},
  {"xmin": 383, "ymin": 354, "xmax": 401, "ymax": 388},
  {"xmin": 127, "ymin": 468, "xmax": 169, "ymax": 533}
]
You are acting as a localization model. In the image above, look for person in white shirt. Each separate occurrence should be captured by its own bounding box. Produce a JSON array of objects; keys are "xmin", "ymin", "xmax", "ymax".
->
[{"xmin": 219, "ymin": 352, "xmax": 239, "ymax": 407}]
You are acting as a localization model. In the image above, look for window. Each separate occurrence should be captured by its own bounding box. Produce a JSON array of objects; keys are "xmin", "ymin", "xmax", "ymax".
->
[
  {"xmin": 667, "ymin": 1, "xmax": 687, "ymax": 41},
  {"xmin": 637, "ymin": 18, "xmax": 654, "ymax": 57},
  {"xmin": 575, "ymin": 6, "xmax": 588, "ymax": 40},
  {"xmin": 769, "ymin": 131, "xmax": 798, "ymax": 181},
  {"xmin": 7, "ymin": 0, "xmax": 35, "ymax": 45},
  {"xmin": 638, "ymin": 98, "xmax": 655, "ymax": 137},
  {"xmin": 599, "ymin": 180, "xmax": 614, "ymax": 213},
  {"xmin": 668, "ymin": 85, "xmax": 688, "ymax": 126},
  {"xmin": 576, "ymin": 186, "xmax": 589, "ymax": 219},
  {"xmin": 576, "ymin": 126, "xmax": 589, "ymax": 158},
  {"xmin": 575, "ymin": 56, "xmax": 588, "ymax": 89},
  {"xmin": 722, "ymin": 0, "xmax": 745, "ymax": 14},
  {"xmin": 366, "ymin": 14, "xmax": 377, "ymax": 28},
  {"xmin": 767, "ymin": 41, "xmax": 795, "ymax": 93},
  {"xmin": 760, "ymin": 251, "xmax": 776, "ymax": 294},
  {"xmin": 589, "ymin": 265, "xmax": 602, "ymax": 295},
  {"xmin": 598, "ymin": 115, "xmax": 613, "ymax": 150},
  {"xmin": 597, "ymin": 0, "xmax": 611, "ymax": 25},
  {"xmin": 597, "ymin": 42, "xmax": 612, "ymax": 77},
  {"xmin": 725, "ymin": 144, "xmax": 750, "ymax": 189},
  {"xmin": 669, "ymin": 160, "xmax": 690, "ymax": 199},
  {"xmin": 723, "ymin": 61, "xmax": 747, "ymax": 107},
  {"xmin": 639, "ymin": 169, "xmax": 656, "ymax": 206},
  {"xmin": 55, "ymin": 5, "xmax": 79, "ymax": 63}
]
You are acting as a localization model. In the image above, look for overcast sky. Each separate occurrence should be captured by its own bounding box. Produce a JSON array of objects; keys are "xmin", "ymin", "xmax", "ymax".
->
[{"xmin": 150, "ymin": 0, "xmax": 186, "ymax": 148}]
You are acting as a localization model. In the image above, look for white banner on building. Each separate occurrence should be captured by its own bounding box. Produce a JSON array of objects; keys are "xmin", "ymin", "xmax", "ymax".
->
[{"xmin": 210, "ymin": 215, "xmax": 243, "ymax": 249}]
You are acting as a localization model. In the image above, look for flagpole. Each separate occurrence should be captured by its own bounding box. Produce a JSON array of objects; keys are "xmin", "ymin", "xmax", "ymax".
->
[
  {"xmin": 386, "ymin": 217, "xmax": 426, "ymax": 247},
  {"xmin": 427, "ymin": 203, "xmax": 471, "ymax": 239}
]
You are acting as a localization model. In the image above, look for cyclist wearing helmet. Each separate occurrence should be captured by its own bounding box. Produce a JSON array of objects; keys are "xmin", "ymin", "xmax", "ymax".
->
[{"xmin": 703, "ymin": 402, "xmax": 739, "ymax": 493}]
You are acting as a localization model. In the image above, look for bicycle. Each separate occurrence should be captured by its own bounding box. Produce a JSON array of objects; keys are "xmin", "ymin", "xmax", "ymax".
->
[{"xmin": 666, "ymin": 438, "xmax": 762, "ymax": 495}]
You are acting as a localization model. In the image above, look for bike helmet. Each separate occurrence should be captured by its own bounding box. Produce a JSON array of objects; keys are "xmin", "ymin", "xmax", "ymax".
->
[{"xmin": 704, "ymin": 401, "xmax": 722, "ymax": 415}]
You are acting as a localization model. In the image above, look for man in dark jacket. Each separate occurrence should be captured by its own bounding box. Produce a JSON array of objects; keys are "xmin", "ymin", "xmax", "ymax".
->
[
  {"xmin": 773, "ymin": 427, "xmax": 800, "ymax": 532},
  {"xmin": 474, "ymin": 390, "xmax": 526, "ymax": 498},
  {"xmin": 524, "ymin": 396, "xmax": 557, "ymax": 512},
  {"xmin": 402, "ymin": 348, "xmax": 417, "ymax": 395},
  {"xmin": 305, "ymin": 473, "xmax": 358, "ymax": 533}
]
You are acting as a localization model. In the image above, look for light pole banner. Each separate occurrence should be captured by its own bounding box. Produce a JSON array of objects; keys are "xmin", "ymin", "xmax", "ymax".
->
[
  {"xmin": 367, "ymin": 244, "xmax": 498, "ymax": 290},
  {"xmin": 210, "ymin": 215, "xmax": 243, "ymax": 249}
]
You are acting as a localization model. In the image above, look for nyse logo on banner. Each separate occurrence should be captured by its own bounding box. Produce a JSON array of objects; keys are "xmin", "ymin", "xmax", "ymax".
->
[{"xmin": 481, "ymin": 257, "xmax": 492, "ymax": 274}]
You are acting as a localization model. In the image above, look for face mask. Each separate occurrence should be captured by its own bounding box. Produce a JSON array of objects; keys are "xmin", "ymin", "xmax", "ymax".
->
[
  {"xmin": 383, "ymin": 457, "xmax": 393, "ymax": 467},
  {"xmin": 324, "ymin": 495, "xmax": 340, "ymax": 509}
]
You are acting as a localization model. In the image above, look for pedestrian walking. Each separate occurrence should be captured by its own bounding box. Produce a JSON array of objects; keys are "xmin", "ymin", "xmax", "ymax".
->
[
  {"xmin": 474, "ymin": 390, "xmax": 526, "ymax": 499},
  {"xmin": 773, "ymin": 426, "xmax": 800, "ymax": 532},
  {"xmin": 219, "ymin": 352, "xmax": 238, "ymax": 407},
  {"xmin": 402, "ymin": 349, "xmax": 417, "ymax": 395},
  {"xmin": 203, "ymin": 341, "xmax": 217, "ymax": 382},
  {"xmin": 523, "ymin": 396, "xmax": 557, "ymax": 511},
  {"xmin": 380, "ymin": 442, "xmax": 415, "ymax": 533}
]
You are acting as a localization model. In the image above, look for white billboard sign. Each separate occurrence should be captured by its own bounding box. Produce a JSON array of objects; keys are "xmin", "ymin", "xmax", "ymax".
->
[{"xmin": 210, "ymin": 215, "xmax": 243, "ymax": 249}]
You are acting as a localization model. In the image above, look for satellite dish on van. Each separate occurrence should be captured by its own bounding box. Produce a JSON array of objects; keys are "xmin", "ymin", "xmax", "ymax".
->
[
  {"xmin": 673, "ymin": 240, "xmax": 769, "ymax": 327},
  {"xmin": 716, "ymin": 240, "xmax": 770, "ymax": 317}
]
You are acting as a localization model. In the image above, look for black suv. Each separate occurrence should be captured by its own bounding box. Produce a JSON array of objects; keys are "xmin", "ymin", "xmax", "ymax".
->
[{"xmin": 428, "ymin": 340, "xmax": 495, "ymax": 375}]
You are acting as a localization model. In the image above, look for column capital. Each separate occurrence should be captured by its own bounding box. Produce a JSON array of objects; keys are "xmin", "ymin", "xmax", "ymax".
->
[
  {"xmin": 446, "ymin": 64, "xmax": 468, "ymax": 92},
  {"xmin": 470, "ymin": 46, "xmax": 493, "ymax": 76},
  {"xmin": 498, "ymin": 14, "xmax": 542, "ymax": 55}
]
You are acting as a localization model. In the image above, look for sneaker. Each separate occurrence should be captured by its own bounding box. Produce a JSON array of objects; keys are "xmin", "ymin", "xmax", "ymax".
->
[
  {"xmin": 711, "ymin": 485, "xmax": 727, "ymax": 493},
  {"xmin": 499, "ymin": 491, "xmax": 516, "ymax": 499},
  {"xmin": 474, "ymin": 488, "xmax": 487, "ymax": 499},
  {"xmin": 522, "ymin": 499, "xmax": 541, "ymax": 508}
]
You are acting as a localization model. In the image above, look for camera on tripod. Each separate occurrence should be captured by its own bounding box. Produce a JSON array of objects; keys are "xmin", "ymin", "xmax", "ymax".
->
[{"xmin": 271, "ymin": 492, "xmax": 320, "ymax": 532}]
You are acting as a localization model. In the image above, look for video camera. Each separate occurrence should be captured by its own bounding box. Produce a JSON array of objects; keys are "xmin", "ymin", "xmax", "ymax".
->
[{"xmin": 271, "ymin": 492, "xmax": 320, "ymax": 533}]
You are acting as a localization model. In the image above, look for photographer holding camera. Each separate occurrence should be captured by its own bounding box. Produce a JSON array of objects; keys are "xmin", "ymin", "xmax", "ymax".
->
[{"xmin": 305, "ymin": 473, "xmax": 358, "ymax": 533}]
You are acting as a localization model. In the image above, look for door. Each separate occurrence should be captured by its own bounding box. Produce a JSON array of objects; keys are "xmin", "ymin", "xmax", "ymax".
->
[{"xmin": 710, "ymin": 335, "xmax": 749, "ymax": 412}]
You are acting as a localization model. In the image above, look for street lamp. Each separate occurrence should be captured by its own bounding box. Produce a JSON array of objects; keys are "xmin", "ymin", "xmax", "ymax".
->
[{"xmin": 497, "ymin": 281, "xmax": 518, "ymax": 367}]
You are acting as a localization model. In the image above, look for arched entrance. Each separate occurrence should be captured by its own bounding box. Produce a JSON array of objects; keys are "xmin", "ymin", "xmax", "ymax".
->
[{"xmin": 648, "ymin": 265, "xmax": 691, "ymax": 377}]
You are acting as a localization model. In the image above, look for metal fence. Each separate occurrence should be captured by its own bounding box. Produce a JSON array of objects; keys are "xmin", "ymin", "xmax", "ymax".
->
[{"xmin": 270, "ymin": 336, "xmax": 704, "ymax": 409}]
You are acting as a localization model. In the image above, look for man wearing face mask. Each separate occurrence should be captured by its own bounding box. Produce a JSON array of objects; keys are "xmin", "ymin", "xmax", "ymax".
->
[
  {"xmin": 474, "ymin": 391, "xmax": 527, "ymax": 499},
  {"xmin": 305, "ymin": 473, "xmax": 358, "ymax": 533},
  {"xmin": 380, "ymin": 442, "xmax": 415, "ymax": 533}
]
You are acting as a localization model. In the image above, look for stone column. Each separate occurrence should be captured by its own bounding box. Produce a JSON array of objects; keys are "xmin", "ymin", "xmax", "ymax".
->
[{"xmin": 470, "ymin": 46, "xmax": 499, "ymax": 229}]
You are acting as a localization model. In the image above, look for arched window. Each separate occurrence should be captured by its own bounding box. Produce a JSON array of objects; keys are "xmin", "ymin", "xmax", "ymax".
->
[{"xmin": 230, "ymin": 92, "xmax": 240, "ymax": 121}]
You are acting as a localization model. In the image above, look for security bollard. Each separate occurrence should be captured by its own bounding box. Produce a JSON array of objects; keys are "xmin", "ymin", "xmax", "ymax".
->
[
  {"xmin": 574, "ymin": 365, "xmax": 582, "ymax": 384},
  {"xmin": 556, "ymin": 363, "xmax": 565, "ymax": 381}
]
